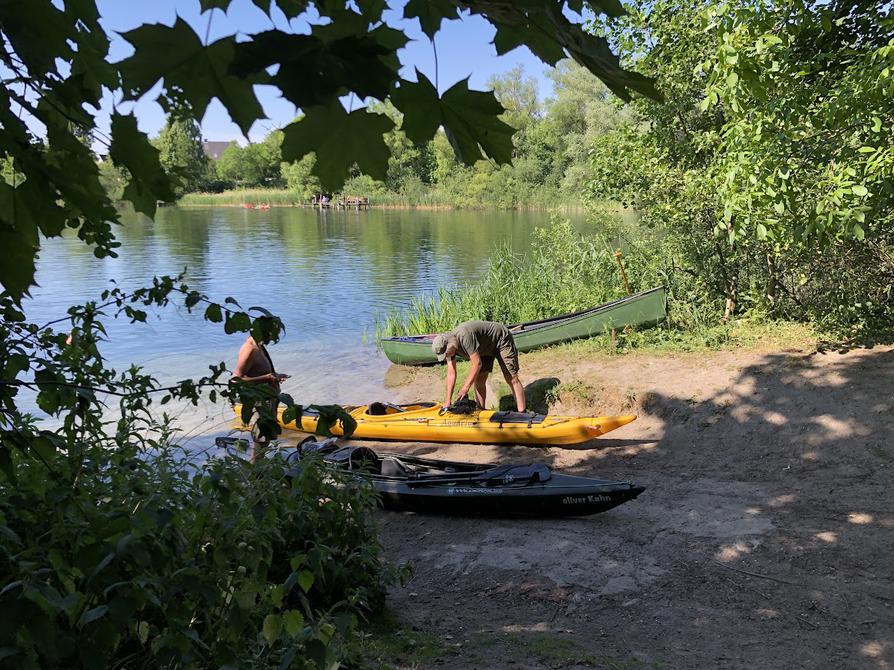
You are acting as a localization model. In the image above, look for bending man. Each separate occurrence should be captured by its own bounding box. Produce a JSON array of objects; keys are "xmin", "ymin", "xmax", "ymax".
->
[{"xmin": 431, "ymin": 320, "xmax": 525, "ymax": 412}]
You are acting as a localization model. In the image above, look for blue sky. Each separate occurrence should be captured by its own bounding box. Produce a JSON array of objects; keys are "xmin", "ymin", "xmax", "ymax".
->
[{"xmin": 96, "ymin": 0, "xmax": 563, "ymax": 143}]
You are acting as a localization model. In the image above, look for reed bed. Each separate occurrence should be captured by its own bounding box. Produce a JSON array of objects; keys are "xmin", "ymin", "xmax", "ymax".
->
[
  {"xmin": 376, "ymin": 218, "xmax": 661, "ymax": 336},
  {"xmin": 177, "ymin": 188, "xmax": 584, "ymax": 210},
  {"xmin": 179, "ymin": 189, "xmax": 304, "ymax": 206},
  {"xmin": 374, "ymin": 214, "xmax": 737, "ymax": 351}
]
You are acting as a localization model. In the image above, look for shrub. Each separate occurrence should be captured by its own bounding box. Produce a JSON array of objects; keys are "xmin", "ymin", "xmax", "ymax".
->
[{"xmin": 0, "ymin": 284, "xmax": 392, "ymax": 670}]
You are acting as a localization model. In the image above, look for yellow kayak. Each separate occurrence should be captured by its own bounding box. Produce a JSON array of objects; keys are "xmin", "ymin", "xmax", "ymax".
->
[{"xmin": 237, "ymin": 401, "xmax": 636, "ymax": 446}]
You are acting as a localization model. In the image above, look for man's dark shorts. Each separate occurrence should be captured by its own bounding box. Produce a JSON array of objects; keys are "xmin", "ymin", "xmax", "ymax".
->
[{"xmin": 481, "ymin": 335, "xmax": 520, "ymax": 378}]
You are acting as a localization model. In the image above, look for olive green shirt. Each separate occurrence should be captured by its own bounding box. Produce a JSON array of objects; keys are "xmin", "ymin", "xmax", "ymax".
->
[{"xmin": 451, "ymin": 320, "xmax": 510, "ymax": 359}]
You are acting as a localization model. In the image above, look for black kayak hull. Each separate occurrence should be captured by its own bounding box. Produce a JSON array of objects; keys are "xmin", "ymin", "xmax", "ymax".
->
[
  {"xmin": 314, "ymin": 446, "xmax": 644, "ymax": 518},
  {"xmin": 373, "ymin": 477, "xmax": 645, "ymax": 517}
]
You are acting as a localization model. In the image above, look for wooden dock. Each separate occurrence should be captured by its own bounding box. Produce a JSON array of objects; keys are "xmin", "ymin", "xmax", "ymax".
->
[{"xmin": 311, "ymin": 195, "xmax": 369, "ymax": 210}]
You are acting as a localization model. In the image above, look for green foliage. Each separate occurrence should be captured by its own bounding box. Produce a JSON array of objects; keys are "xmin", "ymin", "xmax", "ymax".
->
[
  {"xmin": 542, "ymin": 61, "xmax": 635, "ymax": 193},
  {"xmin": 282, "ymin": 155, "xmax": 322, "ymax": 201},
  {"xmin": 367, "ymin": 100, "xmax": 437, "ymax": 192},
  {"xmin": 281, "ymin": 105, "xmax": 394, "ymax": 190},
  {"xmin": 0, "ymin": 281, "xmax": 387, "ymax": 669},
  {"xmin": 266, "ymin": 60, "xmax": 628, "ymax": 209},
  {"xmin": 155, "ymin": 118, "xmax": 209, "ymax": 198},
  {"xmin": 216, "ymin": 132, "xmax": 285, "ymax": 189},
  {"xmin": 118, "ymin": 18, "xmax": 263, "ymax": 136},
  {"xmin": 215, "ymin": 143, "xmax": 246, "ymax": 187},
  {"xmin": 403, "ymin": 0, "xmax": 459, "ymax": 38},
  {"xmin": 459, "ymin": 1, "xmax": 658, "ymax": 101},
  {"xmin": 392, "ymin": 74, "xmax": 515, "ymax": 165},
  {"xmin": 700, "ymin": 2, "xmax": 893, "ymax": 246},
  {"xmin": 377, "ymin": 214, "xmax": 680, "ymax": 336},
  {"xmin": 229, "ymin": 24, "xmax": 407, "ymax": 110},
  {"xmin": 97, "ymin": 161, "xmax": 127, "ymax": 201},
  {"xmin": 0, "ymin": 441, "xmax": 386, "ymax": 669},
  {"xmin": 180, "ymin": 188, "xmax": 306, "ymax": 207},
  {"xmin": 0, "ymin": 0, "xmax": 656, "ymax": 298},
  {"xmin": 488, "ymin": 65, "xmax": 542, "ymax": 133},
  {"xmin": 110, "ymin": 114, "xmax": 175, "ymax": 216},
  {"xmin": 0, "ymin": 156, "xmax": 15, "ymax": 186},
  {"xmin": 586, "ymin": 0, "xmax": 894, "ymax": 336}
]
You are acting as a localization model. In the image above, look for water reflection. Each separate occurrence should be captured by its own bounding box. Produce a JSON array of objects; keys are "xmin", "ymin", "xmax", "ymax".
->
[{"xmin": 28, "ymin": 206, "xmax": 584, "ymax": 411}]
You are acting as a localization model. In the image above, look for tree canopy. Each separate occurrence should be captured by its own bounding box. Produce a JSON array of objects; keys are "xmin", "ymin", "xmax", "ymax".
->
[
  {"xmin": 587, "ymin": 0, "xmax": 893, "ymax": 329},
  {"xmin": 0, "ymin": 0, "xmax": 658, "ymax": 301},
  {"xmin": 155, "ymin": 117, "xmax": 209, "ymax": 197}
]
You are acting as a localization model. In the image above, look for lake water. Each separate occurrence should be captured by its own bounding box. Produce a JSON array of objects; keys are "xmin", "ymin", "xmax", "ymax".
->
[{"xmin": 27, "ymin": 207, "xmax": 586, "ymax": 448}]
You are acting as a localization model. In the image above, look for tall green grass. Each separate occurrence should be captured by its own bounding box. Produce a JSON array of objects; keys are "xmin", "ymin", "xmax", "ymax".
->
[
  {"xmin": 179, "ymin": 189, "xmax": 304, "ymax": 206},
  {"xmin": 375, "ymin": 213, "xmax": 726, "ymax": 343},
  {"xmin": 177, "ymin": 186, "xmax": 584, "ymax": 210}
]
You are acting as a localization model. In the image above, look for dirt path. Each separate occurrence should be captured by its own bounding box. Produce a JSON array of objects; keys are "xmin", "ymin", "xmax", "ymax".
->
[{"xmin": 358, "ymin": 343, "xmax": 894, "ymax": 669}]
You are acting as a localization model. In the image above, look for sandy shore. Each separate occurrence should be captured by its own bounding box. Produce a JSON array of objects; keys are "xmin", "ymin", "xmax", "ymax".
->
[{"xmin": 344, "ymin": 342, "xmax": 894, "ymax": 669}]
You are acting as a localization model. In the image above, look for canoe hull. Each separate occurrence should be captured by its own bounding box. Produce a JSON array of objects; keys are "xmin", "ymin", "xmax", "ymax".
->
[{"xmin": 380, "ymin": 286, "xmax": 667, "ymax": 366}]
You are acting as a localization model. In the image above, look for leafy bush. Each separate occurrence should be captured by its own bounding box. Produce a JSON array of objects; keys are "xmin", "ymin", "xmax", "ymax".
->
[
  {"xmin": 0, "ymin": 449, "xmax": 387, "ymax": 670},
  {"xmin": 586, "ymin": 0, "xmax": 894, "ymax": 339},
  {"xmin": 0, "ymin": 284, "xmax": 391, "ymax": 670}
]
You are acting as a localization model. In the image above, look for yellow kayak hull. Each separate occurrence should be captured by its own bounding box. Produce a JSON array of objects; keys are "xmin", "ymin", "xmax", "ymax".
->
[{"xmin": 237, "ymin": 402, "xmax": 636, "ymax": 446}]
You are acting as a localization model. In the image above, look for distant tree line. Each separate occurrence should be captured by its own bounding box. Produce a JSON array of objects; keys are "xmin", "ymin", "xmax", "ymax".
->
[{"xmin": 99, "ymin": 61, "xmax": 629, "ymax": 208}]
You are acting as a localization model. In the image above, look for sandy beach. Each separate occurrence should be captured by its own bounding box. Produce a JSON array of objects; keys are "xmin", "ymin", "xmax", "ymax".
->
[{"xmin": 339, "ymin": 342, "xmax": 894, "ymax": 669}]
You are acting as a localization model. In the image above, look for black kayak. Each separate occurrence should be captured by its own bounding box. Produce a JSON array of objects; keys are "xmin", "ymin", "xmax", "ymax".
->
[{"xmin": 304, "ymin": 442, "xmax": 645, "ymax": 517}]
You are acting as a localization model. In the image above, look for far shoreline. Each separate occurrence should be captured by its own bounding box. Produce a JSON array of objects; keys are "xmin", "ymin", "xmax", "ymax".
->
[{"xmin": 173, "ymin": 188, "xmax": 593, "ymax": 213}]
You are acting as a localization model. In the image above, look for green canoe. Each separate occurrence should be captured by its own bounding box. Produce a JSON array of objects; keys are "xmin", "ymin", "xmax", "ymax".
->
[{"xmin": 379, "ymin": 286, "xmax": 667, "ymax": 366}]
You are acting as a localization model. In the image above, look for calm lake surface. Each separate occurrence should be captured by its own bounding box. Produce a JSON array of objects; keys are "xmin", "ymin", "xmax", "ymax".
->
[{"xmin": 28, "ymin": 207, "xmax": 587, "ymax": 445}]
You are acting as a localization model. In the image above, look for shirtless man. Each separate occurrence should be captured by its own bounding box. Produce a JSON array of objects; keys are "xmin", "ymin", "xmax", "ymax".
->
[
  {"xmin": 431, "ymin": 320, "xmax": 525, "ymax": 412},
  {"xmin": 232, "ymin": 333, "xmax": 288, "ymax": 461}
]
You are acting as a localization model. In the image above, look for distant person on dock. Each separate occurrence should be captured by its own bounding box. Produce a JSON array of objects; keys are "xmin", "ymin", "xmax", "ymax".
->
[
  {"xmin": 232, "ymin": 333, "xmax": 288, "ymax": 462},
  {"xmin": 432, "ymin": 321, "xmax": 525, "ymax": 412}
]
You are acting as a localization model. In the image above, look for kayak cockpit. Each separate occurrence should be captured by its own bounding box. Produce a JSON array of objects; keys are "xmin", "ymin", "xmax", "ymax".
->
[
  {"xmin": 489, "ymin": 410, "xmax": 547, "ymax": 424},
  {"xmin": 320, "ymin": 445, "xmax": 552, "ymax": 485},
  {"xmin": 364, "ymin": 401, "xmax": 438, "ymax": 416}
]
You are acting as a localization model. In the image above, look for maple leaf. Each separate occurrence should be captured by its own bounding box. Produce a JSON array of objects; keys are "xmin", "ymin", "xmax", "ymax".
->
[
  {"xmin": 199, "ymin": 0, "xmax": 232, "ymax": 10},
  {"xmin": 404, "ymin": 0, "xmax": 459, "ymax": 39},
  {"xmin": 117, "ymin": 19, "xmax": 264, "ymax": 135},
  {"xmin": 232, "ymin": 24, "xmax": 404, "ymax": 108},
  {"xmin": 281, "ymin": 105, "xmax": 394, "ymax": 190},
  {"xmin": 391, "ymin": 73, "xmax": 515, "ymax": 165},
  {"xmin": 109, "ymin": 113, "xmax": 175, "ymax": 217},
  {"xmin": 0, "ymin": 183, "xmax": 43, "ymax": 299},
  {"xmin": 464, "ymin": 2, "xmax": 658, "ymax": 102}
]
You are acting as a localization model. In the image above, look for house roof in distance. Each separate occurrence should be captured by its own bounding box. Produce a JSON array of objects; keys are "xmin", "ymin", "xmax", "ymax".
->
[{"xmin": 202, "ymin": 141, "xmax": 234, "ymax": 160}]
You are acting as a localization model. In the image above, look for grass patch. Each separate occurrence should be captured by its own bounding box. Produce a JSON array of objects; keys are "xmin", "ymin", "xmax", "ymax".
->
[
  {"xmin": 351, "ymin": 610, "xmax": 450, "ymax": 669},
  {"xmin": 468, "ymin": 631, "xmax": 651, "ymax": 669},
  {"xmin": 534, "ymin": 319, "xmax": 820, "ymax": 361},
  {"xmin": 179, "ymin": 188, "xmax": 305, "ymax": 206},
  {"xmin": 375, "ymin": 216, "xmax": 640, "ymax": 339},
  {"xmin": 177, "ymin": 187, "xmax": 586, "ymax": 210}
]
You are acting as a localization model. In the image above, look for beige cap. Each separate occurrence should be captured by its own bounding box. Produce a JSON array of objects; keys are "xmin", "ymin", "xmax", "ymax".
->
[{"xmin": 431, "ymin": 333, "xmax": 452, "ymax": 362}]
